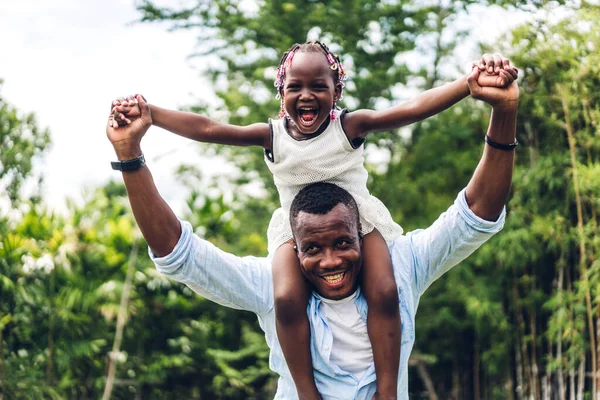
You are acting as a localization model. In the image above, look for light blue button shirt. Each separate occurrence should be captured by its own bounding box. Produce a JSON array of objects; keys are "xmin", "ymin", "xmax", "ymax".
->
[{"xmin": 151, "ymin": 189, "xmax": 505, "ymax": 399}]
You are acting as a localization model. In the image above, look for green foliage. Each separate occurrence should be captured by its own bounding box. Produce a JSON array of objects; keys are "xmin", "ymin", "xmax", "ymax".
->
[{"xmin": 0, "ymin": 80, "xmax": 50, "ymax": 205}]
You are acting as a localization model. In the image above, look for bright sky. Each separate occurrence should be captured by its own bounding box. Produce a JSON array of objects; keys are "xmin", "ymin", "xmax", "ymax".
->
[
  {"xmin": 0, "ymin": 0, "xmax": 220, "ymax": 213},
  {"xmin": 0, "ymin": 1, "xmax": 533, "ymax": 214}
]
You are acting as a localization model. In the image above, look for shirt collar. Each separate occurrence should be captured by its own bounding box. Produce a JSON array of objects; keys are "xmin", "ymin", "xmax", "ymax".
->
[{"xmin": 314, "ymin": 288, "xmax": 361, "ymax": 305}]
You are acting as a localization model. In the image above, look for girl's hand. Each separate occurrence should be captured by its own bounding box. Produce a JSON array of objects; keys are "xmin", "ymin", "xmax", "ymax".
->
[
  {"xmin": 473, "ymin": 53, "xmax": 518, "ymax": 88},
  {"xmin": 467, "ymin": 66, "xmax": 519, "ymax": 113},
  {"xmin": 111, "ymin": 95, "xmax": 143, "ymax": 127}
]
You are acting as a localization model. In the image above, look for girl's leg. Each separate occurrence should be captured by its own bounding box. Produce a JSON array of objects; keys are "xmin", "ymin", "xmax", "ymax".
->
[
  {"xmin": 273, "ymin": 242, "xmax": 320, "ymax": 400},
  {"xmin": 362, "ymin": 229, "xmax": 401, "ymax": 400}
]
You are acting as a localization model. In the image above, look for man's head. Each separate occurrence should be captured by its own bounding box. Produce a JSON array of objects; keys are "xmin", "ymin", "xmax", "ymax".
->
[{"xmin": 290, "ymin": 182, "xmax": 362, "ymax": 300}]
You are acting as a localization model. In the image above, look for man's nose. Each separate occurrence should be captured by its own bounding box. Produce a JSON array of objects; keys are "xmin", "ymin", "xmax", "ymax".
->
[{"xmin": 320, "ymin": 249, "xmax": 342, "ymax": 269}]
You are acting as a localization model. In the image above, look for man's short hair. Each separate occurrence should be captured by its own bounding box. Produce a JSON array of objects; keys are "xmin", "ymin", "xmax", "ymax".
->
[{"xmin": 290, "ymin": 182, "xmax": 360, "ymax": 234}]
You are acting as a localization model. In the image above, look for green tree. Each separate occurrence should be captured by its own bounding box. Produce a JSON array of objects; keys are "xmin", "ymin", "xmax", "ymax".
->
[{"xmin": 0, "ymin": 81, "xmax": 50, "ymax": 206}]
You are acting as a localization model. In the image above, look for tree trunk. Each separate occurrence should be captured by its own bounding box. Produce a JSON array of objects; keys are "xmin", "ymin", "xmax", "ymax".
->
[
  {"xmin": 0, "ymin": 325, "xmax": 4, "ymax": 400},
  {"xmin": 560, "ymin": 91, "xmax": 596, "ymax": 398},
  {"xmin": 103, "ymin": 241, "xmax": 139, "ymax": 400},
  {"xmin": 409, "ymin": 356, "xmax": 439, "ymax": 400},
  {"xmin": 46, "ymin": 266, "xmax": 56, "ymax": 385},
  {"xmin": 597, "ymin": 317, "xmax": 600, "ymax": 400},
  {"xmin": 530, "ymin": 276, "xmax": 540, "ymax": 399},
  {"xmin": 416, "ymin": 362, "xmax": 439, "ymax": 400},
  {"xmin": 514, "ymin": 277, "xmax": 532, "ymax": 398},
  {"xmin": 474, "ymin": 343, "xmax": 480, "ymax": 400},
  {"xmin": 543, "ymin": 337, "xmax": 552, "ymax": 400},
  {"xmin": 541, "ymin": 374, "xmax": 548, "ymax": 400},
  {"xmin": 506, "ymin": 360, "xmax": 515, "ymax": 400},
  {"xmin": 568, "ymin": 265, "xmax": 577, "ymax": 400},
  {"xmin": 452, "ymin": 354, "xmax": 460, "ymax": 400},
  {"xmin": 577, "ymin": 356, "xmax": 585, "ymax": 400},
  {"xmin": 515, "ymin": 320, "xmax": 524, "ymax": 400},
  {"xmin": 46, "ymin": 308, "xmax": 54, "ymax": 384},
  {"xmin": 558, "ymin": 266, "xmax": 566, "ymax": 400},
  {"xmin": 570, "ymin": 364, "xmax": 576, "ymax": 400}
]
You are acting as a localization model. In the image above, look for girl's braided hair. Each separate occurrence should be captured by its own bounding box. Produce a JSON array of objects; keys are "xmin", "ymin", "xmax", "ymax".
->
[{"xmin": 274, "ymin": 41, "xmax": 347, "ymax": 118}]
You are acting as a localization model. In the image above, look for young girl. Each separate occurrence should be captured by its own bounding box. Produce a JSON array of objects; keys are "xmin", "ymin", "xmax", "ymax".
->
[{"xmin": 112, "ymin": 42, "xmax": 516, "ymax": 399}]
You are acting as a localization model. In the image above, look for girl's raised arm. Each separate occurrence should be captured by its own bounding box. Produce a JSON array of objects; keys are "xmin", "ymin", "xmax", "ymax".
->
[
  {"xmin": 341, "ymin": 54, "xmax": 517, "ymax": 142},
  {"xmin": 112, "ymin": 96, "xmax": 271, "ymax": 148}
]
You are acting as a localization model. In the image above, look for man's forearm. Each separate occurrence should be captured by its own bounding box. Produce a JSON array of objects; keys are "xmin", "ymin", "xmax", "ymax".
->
[
  {"xmin": 465, "ymin": 108, "xmax": 517, "ymax": 221},
  {"xmin": 107, "ymin": 95, "xmax": 182, "ymax": 257},
  {"xmin": 120, "ymin": 164, "xmax": 181, "ymax": 257}
]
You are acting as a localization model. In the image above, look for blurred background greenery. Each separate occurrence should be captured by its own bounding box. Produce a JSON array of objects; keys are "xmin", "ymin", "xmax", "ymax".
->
[{"xmin": 2, "ymin": 0, "xmax": 600, "ymax": 398}]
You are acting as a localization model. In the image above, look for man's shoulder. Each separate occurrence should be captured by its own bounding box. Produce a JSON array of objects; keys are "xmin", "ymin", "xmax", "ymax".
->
[{"xmin": 388, "ymin": 235, "xmax": 416, "ymax": 275}]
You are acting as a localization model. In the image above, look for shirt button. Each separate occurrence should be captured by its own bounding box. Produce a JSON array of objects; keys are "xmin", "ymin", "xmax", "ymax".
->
[{"xmin": 324, "ymin": 345, "xmax": 329, "ymax": 350}]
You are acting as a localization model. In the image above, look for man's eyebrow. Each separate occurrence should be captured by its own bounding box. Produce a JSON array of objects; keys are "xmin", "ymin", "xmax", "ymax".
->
[
  {"xmin": 337, "ymin": 235, "xmax": 355, "ymax": 242},
  {"xmin": 298, "ymin": 239, "xmax": 318, "ymax": 249}
]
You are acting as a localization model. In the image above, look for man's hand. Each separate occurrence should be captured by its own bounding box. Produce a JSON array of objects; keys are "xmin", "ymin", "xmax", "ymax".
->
[
  {"xmin": 473, "ymin": 53, "xmax": 518, "ymax": 88},
  {"xmin": 107, "ymin": 94, "xmax": 152, "ymax": 159},
  {"xmin": 467, "ymin": 66, "xmax": 519, "ymax": 113}
]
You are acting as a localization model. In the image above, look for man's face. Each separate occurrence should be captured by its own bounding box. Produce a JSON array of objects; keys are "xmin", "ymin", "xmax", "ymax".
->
[{"xmin": 293, "ymin": 204, "xmax": 362, "ymax": 300}]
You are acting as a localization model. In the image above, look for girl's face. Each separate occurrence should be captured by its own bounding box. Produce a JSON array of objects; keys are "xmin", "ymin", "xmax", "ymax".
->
[{"xmin": 282, "ymin": 52, "xmax": 342, "ymax": 138}]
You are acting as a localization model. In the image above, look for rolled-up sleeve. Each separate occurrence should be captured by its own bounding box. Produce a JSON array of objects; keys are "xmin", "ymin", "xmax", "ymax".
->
[
  {"xmin": 150, "ymin": 220, "xmax": 273, "ymax": 314},
  {"xmin": 408, "ymin": 189, "xmax": 505, "ymax": 296}
]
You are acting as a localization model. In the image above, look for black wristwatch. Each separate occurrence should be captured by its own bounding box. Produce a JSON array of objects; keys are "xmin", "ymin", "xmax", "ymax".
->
[{"xmin": 111, "ymin": 154, "xmax": 146, "ymax": 172}]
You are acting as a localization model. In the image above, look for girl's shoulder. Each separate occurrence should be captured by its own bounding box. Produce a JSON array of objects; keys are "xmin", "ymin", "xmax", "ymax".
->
[{"xmin": 340, "ymin": 108, "xmax": 375, "ymax": 143}]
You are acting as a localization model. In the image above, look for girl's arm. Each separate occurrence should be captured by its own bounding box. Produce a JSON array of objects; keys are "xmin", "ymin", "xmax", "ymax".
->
[
  {"xmin": 113, "ymin": 97, "xmax": 270, "ymax": 148},
  {"xmin": 150, "ymin": 105, "xmax": 270, "ymax": 147},
  {"xmin": 342, "ymin": 54, "xmax": 517, "ymax": 141}
]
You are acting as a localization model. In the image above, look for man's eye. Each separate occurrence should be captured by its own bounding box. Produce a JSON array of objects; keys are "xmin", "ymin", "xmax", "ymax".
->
[
  {"xmin": 336, "ymin": 240, "xmax": 351, "ymax": 249},
  {"xmin": 303, "ymin": 245, "xmax": 319, "ymax": 254}
]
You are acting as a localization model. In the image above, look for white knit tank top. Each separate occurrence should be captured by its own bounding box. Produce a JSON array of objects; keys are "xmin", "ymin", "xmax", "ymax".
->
[{"xmin": 264, "ymin": 109, "xmax": 403, "ymax": 254}]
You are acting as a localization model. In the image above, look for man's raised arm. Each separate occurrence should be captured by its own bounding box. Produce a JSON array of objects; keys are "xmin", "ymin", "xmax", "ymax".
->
[
  {"xmin": 464, "ymin": 66, "xmax": 519, "ymax": 221},
  {"xmin": 106, "ymin": 95, "xmax": 181, "ymax": 257},
  {"xmin": 407, "ymin": 67, "xmax": 518, "ymax": 295}
]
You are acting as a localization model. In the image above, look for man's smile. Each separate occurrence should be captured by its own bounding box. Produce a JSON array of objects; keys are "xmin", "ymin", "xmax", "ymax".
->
[{"xmin": 320, "ymin": 270, "xmax": 348, "ymax": 286}]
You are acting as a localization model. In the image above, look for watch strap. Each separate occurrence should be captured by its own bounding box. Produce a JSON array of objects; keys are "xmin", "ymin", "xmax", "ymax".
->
[
  {"xmin": 485, "ymin": 135, "xmax": 518, "ymax": 151},
  {"xmin": 111, "ymin": 154, "xmax": 146, "ymax": 171}
]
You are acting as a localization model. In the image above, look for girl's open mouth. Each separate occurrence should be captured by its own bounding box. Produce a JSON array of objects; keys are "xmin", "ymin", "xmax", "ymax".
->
[{"xmin": 298, "ymin": 107, "xmax": 319, "ymax": 127}]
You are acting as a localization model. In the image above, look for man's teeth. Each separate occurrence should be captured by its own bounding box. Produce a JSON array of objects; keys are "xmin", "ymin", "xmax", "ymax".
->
[{"xmin": 323, "ymin": 272, "xmax": 345, "ymax": 284}]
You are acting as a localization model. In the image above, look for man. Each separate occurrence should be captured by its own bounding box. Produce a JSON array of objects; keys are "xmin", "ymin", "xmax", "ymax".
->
[{"xmin": 106, "ymin": 64, "xmax": 518, "ymax": 399}]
